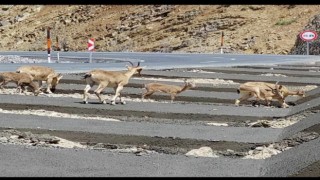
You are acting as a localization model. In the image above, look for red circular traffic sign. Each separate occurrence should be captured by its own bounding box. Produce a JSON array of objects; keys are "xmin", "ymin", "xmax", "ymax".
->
[{"xmin": 299, "ymin": 30, "xmax": 318, "ymax": 41}]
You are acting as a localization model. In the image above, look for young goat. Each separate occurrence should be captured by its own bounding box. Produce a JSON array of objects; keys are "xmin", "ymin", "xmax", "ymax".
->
[
  {"xmin": 16, "ymin": 65, "xmax": 63, "ymax": 94},
  {"xmin": 142, "ymin": 79, "xmax": 196, "ymax": 102},
  {"xmin": 235, "ymin": 81, "xmax": 305, "ymax": 108},
  {"xmin": 83, "ymin": 61, "xmax": 144, "ymax": 105},
  {"xmin": 0, "ymin": 72, "xmax": 41, "ymax": 96}
]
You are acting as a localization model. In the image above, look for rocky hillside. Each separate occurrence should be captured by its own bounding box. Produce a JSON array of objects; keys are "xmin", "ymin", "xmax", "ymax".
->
[{"xmin": 0, "ymin": 5, "xmax": 320, "ymax": 55}]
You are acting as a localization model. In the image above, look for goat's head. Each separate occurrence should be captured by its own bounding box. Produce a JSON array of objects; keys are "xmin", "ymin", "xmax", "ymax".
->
[
  {"xmin": 271, "ymin": 81, "xmax": 285, "ymax": 99},
  {"xmin": 34, "ymin": 87, "xmax": 42, "ymax": 96},
  {"xmin": 183, "ymin": 78, "xmax": 196, "ymax": 88},
  {"xmin": 50, "ymin": 73, "xmax": 63, "ymax": 92},
  {"xmin": 125, "ymin": 61, "xmax": 144, "ymax": 76}
]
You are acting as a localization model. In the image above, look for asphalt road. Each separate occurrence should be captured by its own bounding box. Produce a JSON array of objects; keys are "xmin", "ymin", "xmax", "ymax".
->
[
  {"xmin": 1, "ymin": 137, "xmax": 319, "ymax": 177},
  {"xmin": 1, "ymin": 52, "xmax": 320, "ymax": 177},
  {"xmin": 0, "ymin": 51, "xmax": 320, "ymax": 73}
]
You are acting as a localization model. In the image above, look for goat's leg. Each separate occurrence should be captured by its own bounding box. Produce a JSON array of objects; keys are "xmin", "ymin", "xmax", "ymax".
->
[
  {"xmin": 16, "ymin": 85, "xmax": 23, "ymax": 93},
  {"xmin": 281, "ymin": 103, "xmax": 289, "ymax": 108},
  {"xmin": 279, "ymin": 99, "xmax": 289, "ymax": 108},
  {"xmin": 253, "ymin": 90, "xmax": 265, "ymax": 101},
  {"xmin": 170, "ymin": 93, "xmax": 177, "ymax": 103},
  {"xmin": 93, "ymin": 84, "xmax": 108, "ymax": 104},
  {"xmin": 263, "ymin": 96, "xmax": 274, "ymax": 107},
  {"xmin": 45, "ymin": 78, "xmax": 54, "ymax": 94},
  {"xmin": 38, "ymin": 80, "xmax": 43, "ymax": 89},
  {"xmin": 235, "ymin": 93, "xmax": 253, "ymax": 106},
  {"xmin": 17, "ymin": 81, "xmax": 27, "ymax": 94},
  {"xmin": 111, "ymin": 85, "xmax": 124, "ymax": 105},
  {"xmin": 13, "ymin": 82, "xmax": 20, "ymax": 93},
  {"xmin": 0, "ymin": 81, "xmax": 4, "ymax": 90},
  {"xmin": 83, "ymin": 83, "xmax": 94, "ymax": 104},
  {"xmin": 251, "ymin": 93, "xmax": 260, "ymax": 106},
  {"xmin": 19, "ymin": 83, "xmax": 28, "ymax": 93},
  {"xmin": 0, "ymin": 80, "xmax": 8, "ymax": 91},
  {"xmin": 264, "ymin": 99, "xmax": 270, "ymax": 106},
  {"xmin": 18, "ymin": 84, "xmax": 28, "ymax": 95},
  {"xmin": 21, "ymin": 86, "xmax": 26, "ymax": 93},
  {"xmin": 142, "ymin": 91, "xmax": 154, "ymax": 99},
  {"xmin": 112, "ymin": 87, "xmax": 124, "ymax": 104}
]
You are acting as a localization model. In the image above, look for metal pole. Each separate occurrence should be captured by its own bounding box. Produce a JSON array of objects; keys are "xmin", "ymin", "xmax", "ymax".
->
[
  {"xmin": 56, "ymin": 36, "xmax": 60, "ymax": 63},
  {"xmin": 306, "ymin": 41, "xmax": 309, "ymax": 55},
  {"xmin": 89, "ymin": 51, "xmax": 92, "ymax": 63},
  {"xmin": 47, "ymin": 27, "xmax": 51, "ymax": 63},
  {"xmin": 57, "ymin": 52, "xmax": 60, "ymax": 63},
  {"xmin": 220, "ymin": 31, "xmax": 224, "ymax": 54}
]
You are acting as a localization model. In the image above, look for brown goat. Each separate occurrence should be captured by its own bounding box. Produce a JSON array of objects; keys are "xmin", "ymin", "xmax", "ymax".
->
[
  {"xmin": 0, "ymin": 72, "xmax": 41, "ymax": 96},
  {"xmin": 235, "ymin": 81, "xmax": 305, "ymax": 108},
  {"xmin": 83, "ymin": 61, "xmax": 144, "ymax": 105},
  {"xmin": 16, "ymin": 65, "xmax": 63, "ymax": 94},
  {"xmin": 142, "ymin": 79, "xmax": 196, "ymax": 102}
]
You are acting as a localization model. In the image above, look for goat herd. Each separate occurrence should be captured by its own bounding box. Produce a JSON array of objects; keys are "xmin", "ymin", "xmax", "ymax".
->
[{"xmin": 0, "ymin": 61, "xmax": 306, "ymax": 108}]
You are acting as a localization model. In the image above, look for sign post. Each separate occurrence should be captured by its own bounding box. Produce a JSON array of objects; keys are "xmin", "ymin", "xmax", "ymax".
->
[
  {"xmin": 47, "ymin": 27, "xmax": 51, "ymax": 63},
  {"xmin": 299, "ymin": 30, "xmax": 318, "ymax": 55},
  {"xmin": 87, "ymin": 38, "xmax": 95, "ymax": 63},
  {"xmin": 56, "ymin": 36, "xmax": 60, "ymax": 63},
  {"xmin": 220, "ymin": 31, "xmax": 224, "ymax": 54}
]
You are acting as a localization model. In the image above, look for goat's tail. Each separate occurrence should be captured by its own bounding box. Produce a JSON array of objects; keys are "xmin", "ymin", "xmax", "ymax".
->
[
  {"xmin": 237, "ymin": 89, "xmax": 240, "ymax": 94},
  {"xmin": 83, "ymin": 73, "xmax": 91, "ymax": 79}
]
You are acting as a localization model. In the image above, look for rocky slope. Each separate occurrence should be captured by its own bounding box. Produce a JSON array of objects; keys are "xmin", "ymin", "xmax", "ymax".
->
[{"xmin": 0, "ymin": 5, "xmax": 320, "ymax": 55}]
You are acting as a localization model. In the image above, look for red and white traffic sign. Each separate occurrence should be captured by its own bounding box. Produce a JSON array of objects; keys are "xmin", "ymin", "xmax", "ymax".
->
[
  {"xmin": 299, "ymin": 30, "xmax": 318, "ymax": 41},
  {"xmin": 87, "ymin": 38, "xmax": 94, "ymax": 51}
]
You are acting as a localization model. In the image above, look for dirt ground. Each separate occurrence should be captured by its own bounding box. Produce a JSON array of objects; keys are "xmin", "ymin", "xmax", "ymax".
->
[{"xmin": 1, "ymin": 5, "xmax": 320, "ymax": 55}]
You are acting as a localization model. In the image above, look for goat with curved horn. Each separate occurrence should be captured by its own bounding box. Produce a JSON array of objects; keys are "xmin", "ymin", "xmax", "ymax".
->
[
  {"xmin": 270, "ymin": 81, "xmax": 284, "ymax": 99},
  {"xmin": 83, "ymin": 62, "xmax": 145, "ymax": 105},
  {"xmin": 235, "ymin": 81, "xmax": 305, "ymax": 108}
]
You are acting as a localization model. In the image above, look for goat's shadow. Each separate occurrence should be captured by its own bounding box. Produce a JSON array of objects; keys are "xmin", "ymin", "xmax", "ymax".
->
[
  {"xmin": 75, "ymin": 101, "xmax": 125, "ymax": 105},
  {"xmin": 251, "ymin": 100, "xmax": 296, "ymax": 108}
]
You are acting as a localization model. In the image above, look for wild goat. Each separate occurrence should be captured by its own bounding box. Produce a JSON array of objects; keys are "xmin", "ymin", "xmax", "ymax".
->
[
  {"xmin": 142, "ymin": 79, "xmax": 196, "ymax": 102},
  {"xmin": 83, "ymin": 61, "xmax": 144, "ymax": 105},
  {"xmin": 0, "ymin": 72, "xmax": 41, "ymax": 96},
  {"xmin": 235, "ymin": 81, "xmax": 305, "ymax": 108},
  {"xmin": 16, "ymin": 65, "xmax": 63, "ymax": 94}
]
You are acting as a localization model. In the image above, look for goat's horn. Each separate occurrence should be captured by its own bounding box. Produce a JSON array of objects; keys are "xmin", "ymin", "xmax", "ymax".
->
[
  {"xmin": 137, "ymin": 62, "xmax": 140, "ymax": 67},
  {"xmin": 274, "ymin": 81, "xmax": 284, "ymax": 98},
  {"xmin": 127, "ymin": 61, "xmax": 134, "ymax": 66},
  {"xmin": 273, "ymin": 81, "xmax": 280, "ymax": 91}
]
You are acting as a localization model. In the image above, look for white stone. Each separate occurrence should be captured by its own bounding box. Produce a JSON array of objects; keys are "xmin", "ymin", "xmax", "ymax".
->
[
  {"xmin": 0, "ymin": 137, "xmax": 8, "ymax": 142},
  {"xmin": 207, "ymin": 122, "xmax": 228, "ymax": 126},
  {"xmin": 185, "ymin": 146, "xmax": 219, "ymax": 158}
]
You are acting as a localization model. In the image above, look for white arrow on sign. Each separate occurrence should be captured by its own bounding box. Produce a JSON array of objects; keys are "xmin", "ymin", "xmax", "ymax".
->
[{"xmin": 88, "ymin": 38, "xmax": 94, "ymax": 51}]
